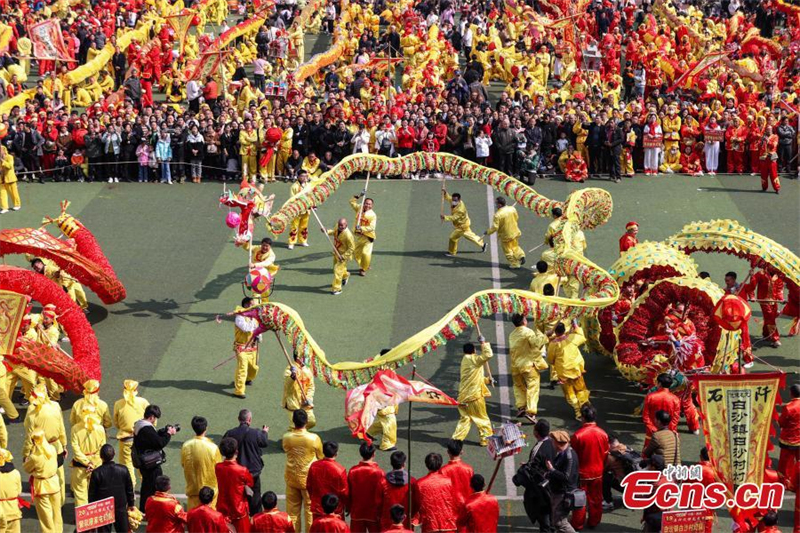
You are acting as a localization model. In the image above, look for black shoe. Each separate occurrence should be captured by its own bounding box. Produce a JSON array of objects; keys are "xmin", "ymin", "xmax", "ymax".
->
[
  {"xmin": 342, "ymin": 277, "xmax": 348, "ymax": 286},
  {"xmin": 481, "ymin": 242, "xmax": 487, "ymax": 253},
  {"xmin": 245, "ymin": 380, "xmax": 252, "ymax": 385},
  {"xmin": 520, "ymin": 256, "xmax": 526, "ymax": 265},
  {"xmin": 6, "ymin": 417, "xmax": 21, "ymax": 424},
  {"xmin": 549, "ymin": 381, "xmax": 558, "ymax": 390},
  {"xmin": 17, "ymin": 400, "xmax": 29, "ymax": 407}
]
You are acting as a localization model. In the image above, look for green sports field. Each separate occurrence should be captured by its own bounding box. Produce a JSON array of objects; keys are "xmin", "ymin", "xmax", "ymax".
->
[{"xmin": 3, "ymin": 172, "xmax": 799, "ymax": 532}]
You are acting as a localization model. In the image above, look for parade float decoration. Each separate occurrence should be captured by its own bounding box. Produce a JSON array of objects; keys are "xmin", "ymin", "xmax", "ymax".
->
[{"xmin": 0, "ymin": 202, "xmax": 126, "ymax": 392}]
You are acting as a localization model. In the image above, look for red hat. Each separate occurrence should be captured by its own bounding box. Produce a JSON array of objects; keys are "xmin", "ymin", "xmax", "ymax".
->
[{"xmin": 625, "ymin": 221, "xmax": 638, "ymax": 230}]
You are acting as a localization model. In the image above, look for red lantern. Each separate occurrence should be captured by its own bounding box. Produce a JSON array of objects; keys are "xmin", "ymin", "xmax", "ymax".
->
[{"xmin": 712, "ymin": 294, "xmax": 752, "ymax": 365}]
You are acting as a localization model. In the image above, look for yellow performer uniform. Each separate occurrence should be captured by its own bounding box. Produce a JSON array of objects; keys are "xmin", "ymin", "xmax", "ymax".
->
[
  {"xmin": 29, "ymin": 311, "xmax": 64, "ymax": 401},
  {"xmin": 38, "ymin": 258, "xmax": 88, "ymax": 311},
  {"xmin": 69, "ymin": 379, "xmax": 112, "ymax": 429},
  {"xmin": 232, "ymin": 306, "xmax": 260, "ymax": 398},
  {"xmin": 250, "ymin": 245, "xmax": 280, "ymax": 277},
  {"xmin": 113, "ymin": 380, "xmax": 150, "ymax": 483},
  {"xmin": 509, "ymin": 323, "xmax": 549, "ymax": 417},
  {"xmin": 0, "ymin": 416, "xmax": 5, "ymax": 450},
  {"xmin": 277, "ymin": 127, "xmax": 293, "ymax": 176},
  {"xmin": 24, "ymin": 385, "xmax": 67, "ymax": 505},
  {"xmin": 0, "ymin": 448, "xmax": 22, "ymax": 533},
  {"xmin": 452, "ymin": 341, "xmax": 494, "ymax": 446},
  {"xmin": 0, "ymin": 146, "xmax": 21, "ymax": 212},
  {"xmin": 367, "ymin": 406, "xmax": 398, "ymax": 451},
  {"xmin": 283, "ymin": 363, "xmax": 315, "ymax": 429},
  {"xmin": 0, "ymin": 357, "xmax": 20, "ymax": 422},
  {"xmin": 239, "ymin": 127, "xmax": 259, "ymax": 180},
  {"xmin": 70, "ymin": 407, "xmax": 106, "ymax": 507},
  {"xmin": 328, "ymin": 224, "xmax": 355, "ymax": 294},
  {"xmin": 24, "ymin": 431, "xmax": 63, "ymax": 533},
  {"xmin": 443, "ymin": 192, "xmax": 484, "ymax": 255},
  {"xmin": 486, "ymin": 201, "xmax": 525, "ymax": 268},
  {"xmin": 350, "ymin": 196, "xmax": 376, "ymax": 274},
  {"xmin": 563, "ymin": 229, "xmax": 586, "ymax": 299},
  {"xmin": 288, "ymin": 178, "xmax": 311, "ymax": 248},
  {"xmin": 282, "ymin": 426, "xmax": 323, "ymax": 533},
  {"xmin": 181, "ymin": 433, "xmax": 223, "ymax": 510},
  {"xmin": 547, "ymin": 324, "xmax": 589, "ymax": 420},
  {"xmin": 659, "ymin": 145, "xmax": 682, "ymax": 173},
  {"xmin": 529, "ymin": 270, "xmax": 563, "ymax": 294}
]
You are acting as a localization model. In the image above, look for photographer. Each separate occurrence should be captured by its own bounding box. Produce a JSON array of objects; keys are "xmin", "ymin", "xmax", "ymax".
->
[
  {"xmin": 514, "ymin": 419, "xmax": 556, "ymax": 531},
  {"xmin": 133, "ymin": 405, "xmax": 178, "ymax": 511},
  {"xmin": 544, "ymin": 430, "xmax": 579, "ymax": 532}
]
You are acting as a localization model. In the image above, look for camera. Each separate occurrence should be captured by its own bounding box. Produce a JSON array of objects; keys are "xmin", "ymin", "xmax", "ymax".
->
[{"xmin": 168, "ymin": 423, "xmax": 181, "ymax": 433}]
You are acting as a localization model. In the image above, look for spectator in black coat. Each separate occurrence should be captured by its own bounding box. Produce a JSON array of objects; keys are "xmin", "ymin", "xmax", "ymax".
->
[
  {"xmin": 516, "ymin": 419, "xmax": 557, "ymax": 532},
  {"xmin": 545, "ymin": 430, "xmax": 579, "ymax": 531},
  {"xmin": 223, "ymin": 409, "xmax": 269, "ymax": 515},
  {"xmin": 88, "ymin": 444, "xmax": 136, "ymax": 533},
  {"xmin": 133, "ymin": 405, "xmax": 177, "ymax": 512}
]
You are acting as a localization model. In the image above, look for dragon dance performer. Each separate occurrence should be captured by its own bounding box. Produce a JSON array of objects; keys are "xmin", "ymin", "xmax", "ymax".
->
[
  {"xmin": 31, "ymin": 257, "xmax": 89, "ymax": 312},
  {"xmin": 327, "ymin": 218, "xmax": 355, "ymax": 296},
  {"xmin": 70, "ymin": 405, "xmax": 106, "ymax": 507},
  {"xmin": 113, "ymin": 380, "xmax": 150, "ymax": 483},
  {"xmin": 24, "ymin": 430, "xmax": 62, "ymax": 533},
  {"xmin": 288, "ymin": 171, "xmax": 312, "ymax": 250},
  {"xmin": 619, "ymin": 221, "xmax": 638, "ymax": 255},
  {"xmin": 743, "ymin": 266, "xmax": 785, "ymax": 348},
  {"xmin": 509, "ymin": 314, "xmax": 548, "ymax": 422},
  {"xmin": 452, "ymin": 339, "xmax": 494, "ymax": 446},
  {"xmin": 350, "ymin": 193, "xmax": 377, "ymax": 276},
  {"xmin": 759, "ymin": 125, "xmax": 781, "ymax": 194},
  {"xmin": 441, "ymin": 189, "xmax": 485, "ymax": 257},
  {"xmin": 485, "ymin": 197, "xmax": 525, "ymax": 269},
  {"xmin": 70, "ymin": 379, "xmax": 113, "ymax": 429},
  {"xmin": 547, "ymin": 320, "xmax": 589, "ymax": 420},
  {"xmin": 218, "ymin": 297, "xmax": 261, "ymax": 399},
  {"xmin": 0, "ymin": 447, "xmax": 23, "ymax": 533},
  {"xmin": 284, "ymin": 352, "xmax": 315, "ymax": 429},
  {"xmin": 648, "ymin": 303, "xmax": 705, "ymax": 372},
  {"xmin": 24, "ymin": 384, "xmax": 67, "ymax": 506},
  {"xmin": 783, "ymin": 282, "xmax": 799, "ymax": 337}
]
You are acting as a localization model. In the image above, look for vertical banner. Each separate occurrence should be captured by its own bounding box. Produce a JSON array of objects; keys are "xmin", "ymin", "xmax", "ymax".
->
[
  {"xmin": 29, "ymin": 19, "xmax": 72, "ymax": 61},
  {"xmin": 691, "ymin": 372, "xmax": 783, "ymax": 489},
  {"xmin": 0, "ymin": 290, "xmax": 28, "ymax": 356},
  {"xmin": 167, "ymin": 9, "xmax": 195, "ymax": 54}
]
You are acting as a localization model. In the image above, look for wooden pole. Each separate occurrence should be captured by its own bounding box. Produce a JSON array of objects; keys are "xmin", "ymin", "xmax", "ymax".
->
[
  {"xmin": 468, "ymin": 308, "xmax": 495, "ymax": 387},
  {"xmin": 310, "ymin": 208, "xmax": 343, "ymax": 261},
  {"xmin": 355, "ymin": 172, "xmax": 372, "ymax": 231},
  {"xmin": 407, "ymin": 364, "xmax": 416, "ymax": 519},
  {"xmin": 486, "ymin": 457, "xmax": 504, "ymax": 493},
  {"xmin": 440, "ymin": 180, "xmax": 446, "ymax": 224}
]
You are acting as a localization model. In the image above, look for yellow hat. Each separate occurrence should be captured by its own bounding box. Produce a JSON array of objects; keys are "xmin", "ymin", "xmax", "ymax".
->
[
  {"xmin": 83, "ymin": 379, "xmax": 100, "ymax": 395},
  {"xmin": 0, "ymin": 448, "xmax": 13, "ymax": 466}
]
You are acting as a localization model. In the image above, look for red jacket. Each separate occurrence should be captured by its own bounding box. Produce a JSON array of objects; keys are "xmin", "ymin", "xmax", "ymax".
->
[
  {"xmin": 251, "ymin": 510, "xmax": 295, "ymax": 533},
  {"xmin": 457, "ymin": 492, "xmax": 499, "ymax": 533},
  {"xmin": 379, "ymin": 471, "xmax": 418, "ymax": 531},
  {"xmin": 440, "ymin": 458, "xmax": 473, "ymax": 508},
  {"xmin": 416, "ymin": 471, "xmax": 457, "ymax": 533},
  {"xmin": 347, "ymin": 461, "xmax": 384, "ymax": 523},
  {"xmin": 309, "ymin": 514, "xmax": 350, "ymax": 533},
  {"xmin": 215, "ymin": 459, "xmax": 254, "ymax": 521},
  {"xmin": 779, "ymin": 398, "xmax": 800, "ymax": 446},
  {"xmin": 384, "ymin": 526, "xmax": 414, "ymax": 533},
  {"xmin": 187, "ymin": 504, "xmax": 229, "ymax": 533},
  {"xmin": 307, "ymin": 458, "xmax": 348, "ymax": 518},
  {"xmin": 699, "ymin": 460, "xmax": 717, "ymax": 486},
  {"xmin": 619, "ymin": 233, "xmax": 637, "ymax": 254},
  {"xmin": 743, "ymin": 271, "xmax": 785, "ymax": 303},
  {"xmin": 145, "ymin": 492, "xmax": 187, "ymax": 533},
  {"xmin": 570, "ymin": 422, "xmax": 609, "ymax": 480},
  {"xmin": 643, "ymin": 388, "xmax": 681, "ymax": 435}
]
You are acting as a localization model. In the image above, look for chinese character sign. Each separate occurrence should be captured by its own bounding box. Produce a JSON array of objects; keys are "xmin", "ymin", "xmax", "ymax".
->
[
  {"xmin": 662, "ymin": 509, "xmax": 714, "ymax": 533},
  {"xmin": 75, "ymin": 497, "xmax": 115, "ymax": 532},
  {"xmin": 0, "ymin": 290, "xmax": 28, "ymax": 356},
  {"xmin": 691, "ymin": 373, "xmax": 784, "ymax": 492}
]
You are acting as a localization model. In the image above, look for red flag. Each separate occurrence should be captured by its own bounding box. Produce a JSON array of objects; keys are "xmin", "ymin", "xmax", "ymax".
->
[
  {"xmin": 344, "ymin": 369, "xmax": 457, "ymax": 443},
  {"xmin": 29, "ymin": 19, "xmax": 72, "ymax": 61}
]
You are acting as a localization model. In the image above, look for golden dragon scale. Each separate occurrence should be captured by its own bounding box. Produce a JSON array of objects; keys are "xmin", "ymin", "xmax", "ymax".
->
[{"xmin": 252, "ymin": 153, "xmax": 618, "ymax": 389}]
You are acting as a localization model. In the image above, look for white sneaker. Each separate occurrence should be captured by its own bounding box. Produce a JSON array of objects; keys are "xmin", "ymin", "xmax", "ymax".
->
[
  {"xmin": 287, "ymin": 244, "xmax": 294, "ymax": 250},
  {"xmin": 0, "ymin": 209, "xmax": 8, "ymax": 214},
  {"xmin": 692, "ymin": 430, "xmax": 700, "ymax": 435},
  {"xmin": 108, "ymin": 177, "xmax": 113, "ymax": 183},
  {"xmin": 300, "ymin": 242, "xmax": 309, "ymax": 247},
  {"xmin": 743, "ymin": 361, "xmax": 755, "ymax": 369},
  {"xmin": 11, "ymin": 206, "xmax": 20, "ymax": 211},
  {"xmin": 114, "ymin": 177, "xmax": 119, "ymax": 183},
  {"xmin": 332, "ymin": 290, "xmax": 342, "ymax": 295}
]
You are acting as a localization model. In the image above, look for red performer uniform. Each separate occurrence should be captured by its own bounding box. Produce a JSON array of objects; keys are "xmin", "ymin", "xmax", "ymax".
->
[
  {"xmin": 570, "ymin": 422, "xmax": 609, "ymax": 530},
  {"xmin": 440, "ymin": 457, "xmax": 474, "ymax": 515},
  {"xmin": 759, "ymin": 133, "xmax": 780, "ymax": 193},
  {"xmin": 746, "ymin": 123, "xmax": 763, "ymax": 174},
  {"xmin": 310, "ymin": 514, "xmax": 350, "ymax": 533},
  {"xmin": 379, "ymin": 472, "xmax": 418, "ymax": 532},
  {"xmin": 145, "ymin": 492, "xmax": 188, "ymax": 533},
  {"xmin": 619, "ymin": 221, "xmax": 639, "ymax": 255},
  {"xmin": 643, "ymin": 388, "xmax": 681, "ymax": 436},
  {"xmin": 456, "ymin": 492, "xmax": 499, "ymax": 533},
  {"xmin": 187, "ymin": 504, "xmax": 229, "ymax": 532},
  {"xmin": 699, "ymin": 460, "xmax": 716, "ymax": 486},
  {"xmin": 307, "ymin": 458, "xmax": 348, "ymax": 521},
  {"xmin": 724, "ymin": 122, "xmax": 747, "ymax": 173},
  {"xmin": 252, "ymin": 509, "xmax": 296, "ymax": 533},
  {"xmin": 565, "ymin": 153, "xmax": 588, "ymax": 182},
  {"xmin": 347, "ymin": 461, "xmax": 384, "ymax": 532},
  {"xmin": 743, "ymin": 270, "xmax": 785, "ymax": 344},
  {"xmin": 778, "ymin": 396, "xmax": 800, "ymax": 485},
  {"xmin": 215, "ymin": 459, "xmax": 254, "ymax": 533},
  {"xmin": 416, "ymin": 471, "xmax": 457, "ymax": 533},
  {"xmin": 783, "ymin": 282, "xmax": 799, "ymax": 337},
  {"xmin": 384, "ymin": 525, "xmax": 413, "ymax": 533}
]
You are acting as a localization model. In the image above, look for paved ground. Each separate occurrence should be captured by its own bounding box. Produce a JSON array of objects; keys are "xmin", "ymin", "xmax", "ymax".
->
[{"xmin": 3, "ymin": 171, "xmax": 799, "ymax": 531}]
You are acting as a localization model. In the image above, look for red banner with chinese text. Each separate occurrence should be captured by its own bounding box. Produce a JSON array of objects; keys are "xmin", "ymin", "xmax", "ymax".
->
[
  {"xmin": 662, "ymin": 509, "xmax": 714, "ymax": 533},
  {"xmin": 29, "ymin": 19, "xmax": 72, "ymax": 61},
  {"xmin": 76, "ymin": 497, "xmax": 115, "ymax": 532}
]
